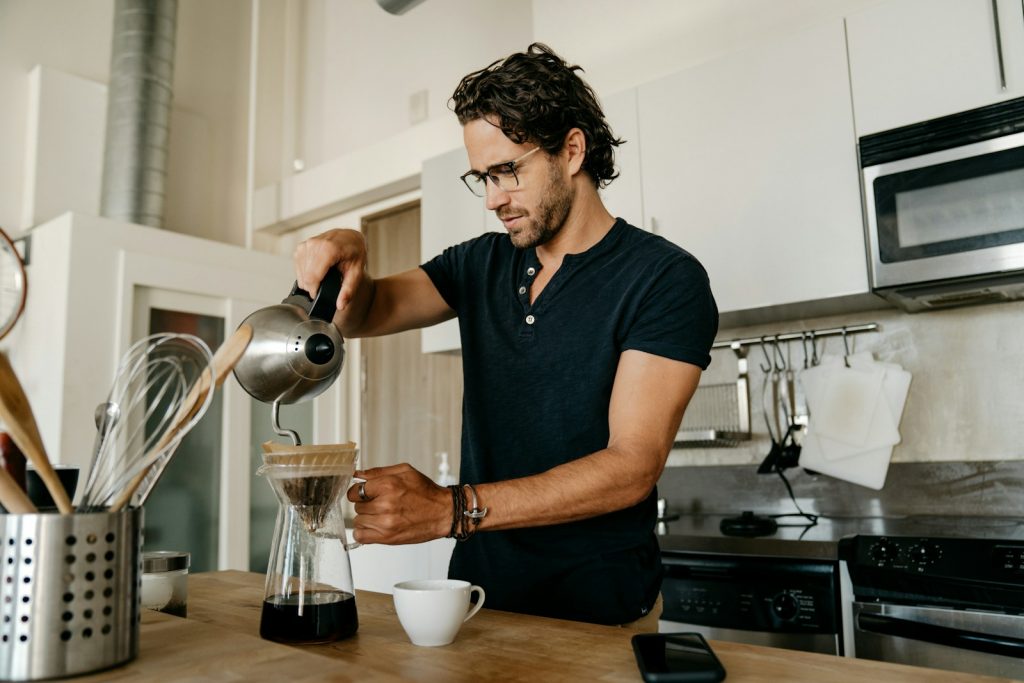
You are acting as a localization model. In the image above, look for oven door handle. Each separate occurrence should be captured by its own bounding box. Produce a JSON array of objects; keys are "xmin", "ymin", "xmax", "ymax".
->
[{"xmin": 857, "ymin": 612, "xmax": 1024, "ymax": 659}]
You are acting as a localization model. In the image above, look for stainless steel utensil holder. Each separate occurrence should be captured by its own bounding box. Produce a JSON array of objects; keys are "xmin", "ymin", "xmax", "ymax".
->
[{"xmin": 0, "ymin": 508, "xmax": 143, "ymax": 681}]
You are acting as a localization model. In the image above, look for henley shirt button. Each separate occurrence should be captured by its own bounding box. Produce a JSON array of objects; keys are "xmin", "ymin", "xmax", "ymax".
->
[
  {"xmin": 518, "ymin": 286, "xmax": 527, "ymax": 295},
  {"xmin": 525, "ymin": 315, "xmax": 536, "ymax": 325},
  {"xmin": 526, "ymin": 267, "xmax": 536, "ymax": 276}
]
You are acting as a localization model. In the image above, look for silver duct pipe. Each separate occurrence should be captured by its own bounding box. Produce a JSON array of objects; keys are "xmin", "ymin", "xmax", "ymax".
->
[{"xmin": 100, "ymin": 0, "xmax": 178, "ymax": 228}]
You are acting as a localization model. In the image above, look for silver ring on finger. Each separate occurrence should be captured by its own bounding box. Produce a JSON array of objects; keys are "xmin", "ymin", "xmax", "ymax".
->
[{"xmin": 358, "ymin": 481, "xmax": 369, "ymax": 501}]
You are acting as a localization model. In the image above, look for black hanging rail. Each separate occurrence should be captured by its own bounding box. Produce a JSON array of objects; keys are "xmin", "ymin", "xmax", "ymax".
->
[{"xmin": 711, "ymin": 322, "xmax": 879, "ymax": 349}]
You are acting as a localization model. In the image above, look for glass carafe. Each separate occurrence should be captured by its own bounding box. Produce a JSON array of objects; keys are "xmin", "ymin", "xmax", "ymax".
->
[{"xmin": 257, "ymin": 446, "xmax": 360, "ymax": 644}]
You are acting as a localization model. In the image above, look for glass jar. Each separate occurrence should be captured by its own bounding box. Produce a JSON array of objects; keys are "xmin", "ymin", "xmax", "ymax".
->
[{"xmin": 141, "ymin": 551, "xmax": 190, "ymax": 617}]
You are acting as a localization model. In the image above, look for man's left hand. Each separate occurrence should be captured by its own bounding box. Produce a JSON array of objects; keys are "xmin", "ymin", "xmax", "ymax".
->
[{"xmin": 345, "ymin": 463, "xmax": 452, "ymax": 544}]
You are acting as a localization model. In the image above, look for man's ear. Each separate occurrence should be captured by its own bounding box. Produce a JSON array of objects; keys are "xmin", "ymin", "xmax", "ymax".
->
[{"xmin": 563, "ymin": 128, "xmax": 586, "ymax": 176}]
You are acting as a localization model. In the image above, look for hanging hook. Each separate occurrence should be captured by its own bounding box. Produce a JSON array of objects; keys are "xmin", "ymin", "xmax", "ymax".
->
[
  {"xmin": 772, "ymin": 335, "xmax": 786, "ymax": 373},
  {"xmin": 841, "ymin": 326, "xmax": 851, "ymax": 368},
  {"xmin": 800, "ymin": 332, "xmax": 810, "ymax": 370},
  {"xmin": 810, "ymin": 331, "xmax": 820, "ymax": 366},
  {"xmin": 759, "ymin": 336, "xmax": 772, "ymax": 373}
]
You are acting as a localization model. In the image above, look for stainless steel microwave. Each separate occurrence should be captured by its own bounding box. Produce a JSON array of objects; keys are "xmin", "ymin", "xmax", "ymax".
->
[{"xmin": 860, "ymin": 96, "xmax": 1024, "ymax": 312}]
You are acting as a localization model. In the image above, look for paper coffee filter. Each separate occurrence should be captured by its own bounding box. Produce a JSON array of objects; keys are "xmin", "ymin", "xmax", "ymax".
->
[{"xmin": 261, "ymin": 441, "xmax": 358, "ymax": 468}]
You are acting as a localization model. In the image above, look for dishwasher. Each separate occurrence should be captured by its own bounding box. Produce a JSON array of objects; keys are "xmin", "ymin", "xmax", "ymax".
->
[{"xmin": 659, "ymin": 551, "xmax": 843, "ymax": 655}]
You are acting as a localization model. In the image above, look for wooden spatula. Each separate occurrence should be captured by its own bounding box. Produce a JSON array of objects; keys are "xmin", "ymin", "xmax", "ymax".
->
[
  {"xmin": 109, "ymin": 324, "xmax": 253, "ymax": 511},
  {"xmin": 0, "ymin": 352, "xmax": 73, "ymax": 514},
  {"xmin": 0, "ymin": 466, "xmax": 36, "ymax": 513}
]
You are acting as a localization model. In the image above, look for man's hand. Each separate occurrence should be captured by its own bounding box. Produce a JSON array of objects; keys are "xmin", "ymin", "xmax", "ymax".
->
[
  {"xmin": 346, "ymin": 463, "xmax": 452, "ymax": 545},
  {"xmin": 293, "ymin": 228, "xmax": 368, "ymax": 316}
]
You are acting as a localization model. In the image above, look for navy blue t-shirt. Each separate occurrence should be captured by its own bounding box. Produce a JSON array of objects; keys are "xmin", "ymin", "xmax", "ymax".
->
[{"xmin": 420, "ymin": 218, "xmax": 718, "ymax": 625}]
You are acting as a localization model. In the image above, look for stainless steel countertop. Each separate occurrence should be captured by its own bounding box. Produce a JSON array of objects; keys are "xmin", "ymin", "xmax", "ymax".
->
[{"xmin": 656, "ymin": 513, "xmax": 1024, "ymax": 562}]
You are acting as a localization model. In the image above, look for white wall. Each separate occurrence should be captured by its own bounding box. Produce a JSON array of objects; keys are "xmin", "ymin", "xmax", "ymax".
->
[
  {"xmin": 531, "ymin": 0, "xmax": 883, "ymax": 97},
  {"xmin": 294, "ymin": 0, "xmax": 533, "ymax": 169},
  {"xmin": 0, "ymin": 0, "xmax": 112, "ymax": 233},
  {"xmin": 0, "ymin": 0, "xmax": 251, "ymax": 245}
]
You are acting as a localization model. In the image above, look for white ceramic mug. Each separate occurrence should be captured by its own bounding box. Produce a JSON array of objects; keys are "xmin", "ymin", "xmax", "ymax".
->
[{"xmin": 393, "ymin": 579, "xmax": 485, "ymax": 647}]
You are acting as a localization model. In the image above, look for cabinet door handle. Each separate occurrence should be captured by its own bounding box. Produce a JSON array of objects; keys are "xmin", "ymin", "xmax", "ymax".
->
[{"xmin": 993, "ymin": 0, "xmax": 1008, "ymax": 91}]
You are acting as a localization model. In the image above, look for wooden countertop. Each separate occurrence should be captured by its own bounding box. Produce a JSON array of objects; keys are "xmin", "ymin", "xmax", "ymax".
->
[{"xmin": 72, "ymin": 571, "xmax": 1014, "ymax": 682}]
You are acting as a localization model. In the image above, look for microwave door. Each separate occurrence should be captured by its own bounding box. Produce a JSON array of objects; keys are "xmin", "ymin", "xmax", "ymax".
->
[{"xmin": 864, "ymin": 130, "xmax": 1024, "ymax": 290}]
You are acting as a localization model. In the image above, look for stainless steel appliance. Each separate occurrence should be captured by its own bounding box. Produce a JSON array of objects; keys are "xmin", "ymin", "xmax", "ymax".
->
[
  {"xmin": 860, "ymin": 95, "xmax": 1024, "ymax": 312},
  {"xmin": 840, "ymin": 533, "xmax": 1024, "ymax": 679}
]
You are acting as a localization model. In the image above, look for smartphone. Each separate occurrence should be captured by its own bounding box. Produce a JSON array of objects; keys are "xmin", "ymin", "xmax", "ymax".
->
[{"xmin": 631, "ymin": 632, "xmax": 727, "ymax": 683}]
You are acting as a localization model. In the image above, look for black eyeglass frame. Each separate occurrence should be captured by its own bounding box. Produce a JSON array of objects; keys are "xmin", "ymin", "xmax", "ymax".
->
[{"xmin": 459, "ymin": 147, "xmax": 541, "ymax": 197}]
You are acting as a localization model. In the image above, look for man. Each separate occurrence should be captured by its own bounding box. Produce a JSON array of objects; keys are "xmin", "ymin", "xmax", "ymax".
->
[{"xmin": 293, "ymin": 43, "xmax": 718, "ymax": 627}]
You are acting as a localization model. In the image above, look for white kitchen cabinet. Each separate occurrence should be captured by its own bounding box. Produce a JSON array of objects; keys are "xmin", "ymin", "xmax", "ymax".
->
[
  {"xmin": 846, "ymin": 0, "xmax": 1024, "ymax": 136},
  {"xmin": 599, "ymin": 87, "xmax": 646, "ymax": 228},
  {"xmin": 637, "ymin": 20, "xmax": 868, "ymax": 314},
  {"xmin": 420, "ymin": 146, "xmax": 492, "ymax": 353}
]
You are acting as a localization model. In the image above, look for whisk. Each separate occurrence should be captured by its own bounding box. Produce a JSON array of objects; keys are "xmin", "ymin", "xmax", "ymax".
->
[{"xmin": 78, "ymin": 333, "xmax": 214, "ymax": 510}]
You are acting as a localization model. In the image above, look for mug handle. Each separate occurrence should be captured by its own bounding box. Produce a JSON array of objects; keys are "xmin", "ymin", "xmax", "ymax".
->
[{"xmin": 464, "ymin": 585, "xmax": 486, "ymax": 622}]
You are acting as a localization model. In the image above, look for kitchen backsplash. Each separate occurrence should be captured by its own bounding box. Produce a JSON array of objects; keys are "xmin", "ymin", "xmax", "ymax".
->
[
  {"xmin": 667, "ymin": 298, "xmax": 1024, "ymax": 468},
  {"xmin": 657, "ymin": 460, "xmax": 1024, "ymax": 518}
]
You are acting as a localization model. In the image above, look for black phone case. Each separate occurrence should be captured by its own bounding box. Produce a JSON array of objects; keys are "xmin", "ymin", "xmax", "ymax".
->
[{"xmin": 631, "ymin": 632, "xmax": 727, "ymax": 683}]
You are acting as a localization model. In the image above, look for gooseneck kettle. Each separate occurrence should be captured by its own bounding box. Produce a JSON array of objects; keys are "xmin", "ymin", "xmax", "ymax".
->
[{"xmin": 233, "ymin": 269, "xmax": 344, "ymax": 444}]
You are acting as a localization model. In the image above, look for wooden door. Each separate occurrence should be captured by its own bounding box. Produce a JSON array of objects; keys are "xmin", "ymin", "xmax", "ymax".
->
[{"xmin": 361, "ymin": 202, "xmax": 463, "ymax": 480}]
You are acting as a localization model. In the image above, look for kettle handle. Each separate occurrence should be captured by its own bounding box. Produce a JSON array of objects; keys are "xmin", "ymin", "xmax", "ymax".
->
[{"xmin": 284, "ymin": 268, "xmax": 343, "ymax": 322}]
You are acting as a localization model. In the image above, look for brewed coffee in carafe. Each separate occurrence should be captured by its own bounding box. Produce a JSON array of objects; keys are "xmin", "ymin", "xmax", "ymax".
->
[{"xmin": 257, "ymin": 443, "xmax": 360, "ymax": 644}]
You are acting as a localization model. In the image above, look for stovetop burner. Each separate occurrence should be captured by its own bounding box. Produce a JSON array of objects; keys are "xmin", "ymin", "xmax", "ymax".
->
[{"xmin": 656, "ymin": 512, "xmax": 1024, "ymax": 561}]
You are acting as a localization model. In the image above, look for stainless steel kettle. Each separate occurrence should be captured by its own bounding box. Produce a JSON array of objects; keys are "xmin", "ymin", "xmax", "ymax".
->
[{"xmin": 233, "ymin": 269, "xmax": 344, "ymax": 444}]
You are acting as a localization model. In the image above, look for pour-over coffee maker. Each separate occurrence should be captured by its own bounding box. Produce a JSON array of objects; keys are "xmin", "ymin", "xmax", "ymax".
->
[{"xmin": 257, "ymin": 444, "xmax": 360, "ymax": 644}]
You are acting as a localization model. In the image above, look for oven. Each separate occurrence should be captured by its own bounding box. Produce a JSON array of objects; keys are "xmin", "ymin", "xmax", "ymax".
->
[
  {"xmin": 659, "ymin": 551, "xmax": 843, "ymax": 655},
  {"xmin": 840, "ymin": 535, "xmax": 1024, "ymax": 679}
]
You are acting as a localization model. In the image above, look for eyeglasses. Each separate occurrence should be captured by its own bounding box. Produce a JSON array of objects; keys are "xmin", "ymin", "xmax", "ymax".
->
[{"xmin": 460, "ymin": 147, "xmax": 541, "ymax": 197}]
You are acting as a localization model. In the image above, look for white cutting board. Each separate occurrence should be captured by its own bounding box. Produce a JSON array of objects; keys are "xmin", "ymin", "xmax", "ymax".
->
[{"xmin": 798, "ymin": 354, "xmax": 912, "ymax": 489}]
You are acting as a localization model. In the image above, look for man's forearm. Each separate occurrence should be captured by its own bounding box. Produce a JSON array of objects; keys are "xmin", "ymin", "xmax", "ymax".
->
[
  {"xmin": 469, "ymin": 445, "xmax": 667, "ymax": 532},
  {"xmin": 335, "ymin": 275, "xmax": 376, "ymax": 338}
]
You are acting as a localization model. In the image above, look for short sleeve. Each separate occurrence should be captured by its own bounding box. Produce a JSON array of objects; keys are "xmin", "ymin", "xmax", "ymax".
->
[
  {"xmin": 420, "ymin": 241, "xmax": 469, "ymax": 312},
  {"xmin": 622, "ymin": 255, "xmax": 719, "ymax": 370}
]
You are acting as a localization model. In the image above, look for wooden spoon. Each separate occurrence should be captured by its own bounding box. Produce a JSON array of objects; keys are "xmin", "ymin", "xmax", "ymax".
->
[
  {"xmin": 109, "ymin": 324, "xmax": 253, "ymax": 511},
  {"xmin": 0, "ymin": 352, "xmax": 73, "ymax": 514},
  {"xmin": 0, "ymin": 466, "xmax": 36, "ymax": 513}
]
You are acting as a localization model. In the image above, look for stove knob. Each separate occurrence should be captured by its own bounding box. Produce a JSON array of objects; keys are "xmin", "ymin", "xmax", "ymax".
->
[
  {"xmin": 771, "ymin": 592, "xmax": 799, "ymax": 621},
  {"xmin": 909, "ymin": 543, "xmax": 939, "ymax": 566},
  {"xmin": 868, "ymin": 540, "xmax": 897, "ymax": 564}
]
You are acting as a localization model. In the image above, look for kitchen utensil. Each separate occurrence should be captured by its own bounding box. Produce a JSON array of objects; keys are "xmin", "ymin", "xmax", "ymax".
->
[
  {"xmin": 78, "ymin": 334, "xmax": 213, "ymax": 511},
  {"xmin": 0, "ymin": 351, "xmax": 72, "ymax": 513},
  {"xmin": 110, "ymin": 324, "xmax": 253, "ymax": 510},
  {"xmin": 0, "ymin": 431, "xmax": 26, "ymax": 494},
  {"xmin": 0, "ymin": 227, "xmax": 27, "ymax": 342},
  {"xmin": 257, "ymin": 445, "xmax": 361, "ymax": 644},
  {"xmin": 0, "ymin": 508, "xmax": 143, "ymax": 680},
  {"xmin": 0, "ymin": 465, "xmax": 35, "ymax": 513},
  {"xmin": 233, "ymin": 269, "xmax": 344, "ymax": 445}
]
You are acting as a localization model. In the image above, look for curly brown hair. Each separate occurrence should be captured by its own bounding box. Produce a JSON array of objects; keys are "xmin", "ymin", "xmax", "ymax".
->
[{"xmin": 450, "ymin": 43, "xmax": 623, "ymax": 188}]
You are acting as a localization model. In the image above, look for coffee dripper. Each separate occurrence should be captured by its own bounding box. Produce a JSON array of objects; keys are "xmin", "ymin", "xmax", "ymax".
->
[{"xmin": 257, "ymin": 446, "xmax": 360, "ymax": 644}]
